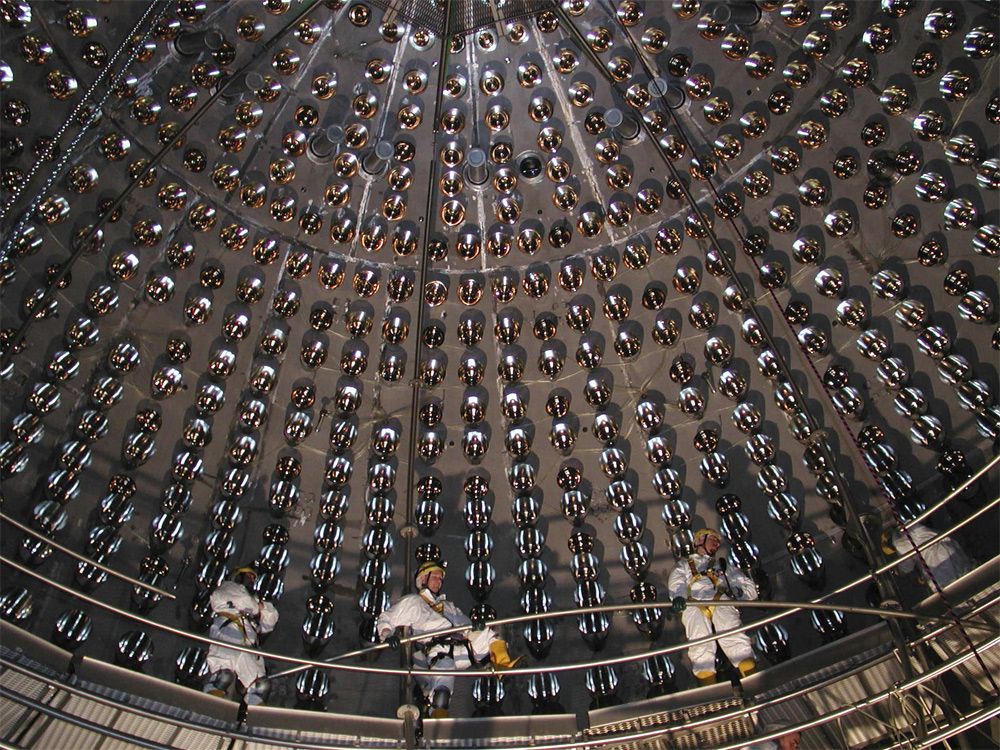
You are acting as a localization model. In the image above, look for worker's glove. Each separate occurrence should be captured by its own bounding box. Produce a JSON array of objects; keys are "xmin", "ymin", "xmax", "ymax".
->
[
  {"xmin": 385, "ymin": 633, "xmax": 401, "ymax": 650},
  {"xmin": 671, "ymin": 596, "xmax": 687, "ymax": 613}
]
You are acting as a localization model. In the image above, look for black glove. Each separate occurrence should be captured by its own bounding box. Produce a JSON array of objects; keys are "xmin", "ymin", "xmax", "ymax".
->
[
  {"xmin": 385, "ymin": 633, "xmax": 401, "ymax": 650},
  {"xmin": 671, "ymin": 596, "xmax": 687, "ymax": 613}
]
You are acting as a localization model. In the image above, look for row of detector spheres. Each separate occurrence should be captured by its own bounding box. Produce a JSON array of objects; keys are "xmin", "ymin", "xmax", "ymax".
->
[
  {"xmin": 816, "ymin": 258, "xmax": 998, "ymax": 443},
  {"xmin": 568, "ymin": 531, "xmax": 613, "ymax": 653},
  {"xmin": 460, "ymin": 473, "xmax": 499, "ymax": 612},
  {"xmin": 356, "ymin": 494, "xmax": 395, "ymax": 640},
  {"xmin": 0, "ymin": 312, "xmax": 118, "ymax": 477},
  {"xmin": 515, "ymin": 487, "xmax": 555, "ymax": 660},
  {"xmin": 353, "ymin": 421, "xmax": 404, "ymax": 644},
  {"xmin": 183, "ymin": 283, "xmax": 301, "ymax": 614},
  {"xmin": 241, "ymin": 520, "xmax": 334, "ymax": 656}
]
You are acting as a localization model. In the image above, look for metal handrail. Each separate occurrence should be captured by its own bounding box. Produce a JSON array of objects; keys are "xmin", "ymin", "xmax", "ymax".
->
[
  {"xmin": 645, "ymin": 633, "xmax": 1000, "ymax": 750},
  {"xmin": 2, "ymin": 626, "xmax": 996, "ymax": 750},
  {"xmin": 0, "ymin": 657, "xmax": 370, "ymax": 750},
  {"xmin": 4, "ymin": 551, "xmax": 995, "ymax": 684},
  {"xmin": 912, "ymin": 592, "xmax": 1000, "ymax": 648},
  {"xmin": 0, "ymin": 511, "xmax": 175, "ymax": 600},
  {"xmin": 834, "ymin": 492, "xmax": 1000, "ymax": 596},
  {"xmin": 270, "ymin": 594, "xmax": 998, "ymax": 681},
  {"xmin": 883, "ymin": 701, "xmax": 1000, "ymax": 750},
  {"xmin": 306, "ymin": 468, "xmax": 975, "ymax": 670},
  {"xmin": 1, "ymin": 463, "xmax": 994, "ymax": 680},
  {"xmin": 0, "ymin": 684, "xmax": 179, "ymax": 750},
  {"xmin": 0, "ymin": 458, "xmax": 992, "ymax": 682}
]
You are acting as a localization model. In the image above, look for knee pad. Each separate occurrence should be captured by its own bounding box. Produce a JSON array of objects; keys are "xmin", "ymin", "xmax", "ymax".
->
[
  {"xmin": 246, "ymin": 676, "xmax": 271, "ymax": 705},
  {"xmin": 431, "ymin": 687, "xmax": 451, "ymax": 710},
  {"xmin": 206, "ymin": 669, "xmax": 235, "ymax": 692}
]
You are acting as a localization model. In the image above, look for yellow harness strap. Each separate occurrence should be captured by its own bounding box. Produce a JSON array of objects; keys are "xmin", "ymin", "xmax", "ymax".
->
[
  {"xmin": 219, "ymin": 610, "xmax": 250, "ymax": 643},
  {"xmin": 420, "ymin": 590, "xmax": 445, "ymax": 614},
  {"xmin": 704, "ymin": 591, "xmax": 724, "ymax": 620},
  {"xmin": 687, "ymin": 558, "xmax": 723, "ymax": 620}
]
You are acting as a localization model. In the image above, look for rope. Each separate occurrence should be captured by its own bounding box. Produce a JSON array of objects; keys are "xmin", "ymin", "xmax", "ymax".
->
[
  {"xmin": 608, "ymin": 8, "xmax": 1000, "ymax": 696},
  {"xmin": 0, "ymin": 0, "xmax": 173, "ymax": 232}
]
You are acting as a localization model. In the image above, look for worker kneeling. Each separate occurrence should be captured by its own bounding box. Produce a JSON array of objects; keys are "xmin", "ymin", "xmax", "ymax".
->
[
  {"xmin": 668, "ymin": 529, "xmax": 758, "ymax": 686},
  {"xmin": 376, "ymin": 561, "xmax": 520, "ymax": 717},
  {"xmin": 881, "ymin": 520, "xmax": 972, "ymax": 590},
  {"xmin": 203, "ymin": 565, "xmax": 279, "ymax": 705}
]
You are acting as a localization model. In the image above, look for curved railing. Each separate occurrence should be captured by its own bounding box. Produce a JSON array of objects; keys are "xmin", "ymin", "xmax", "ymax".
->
[
  {"xmin": 2, "ymin": 460, "xmax": 996, "ymax": 683},
  {"xmin": 0, "ymin": 511, "xmax": 175, "ymax": 600},
  {"xmin": 5, "ymin": 548, "xmax": 997, "ymax": 682},
  {"xmin": 1, "ymin": 462, "xmax": 995, "ymax": 750},
  {"xmin": 2, "ymin": 537, "xmax": 996, "ymax": 747},
  {"xmin": 2, "ymin": 608, "xmax": 997, "ymax": 750}
]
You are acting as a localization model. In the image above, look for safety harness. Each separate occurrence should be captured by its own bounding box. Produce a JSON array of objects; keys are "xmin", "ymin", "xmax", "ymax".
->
[
  {"xmin": 217, "ymin": 609, "xmax": 257, "ymax": 645},
  {"xmin": 411, "ymin": 590, "xmax": 488, "ymax": 667},
  {"xmin": 686, "ymin": 557, "xmax": 725, "ymax": 620}
]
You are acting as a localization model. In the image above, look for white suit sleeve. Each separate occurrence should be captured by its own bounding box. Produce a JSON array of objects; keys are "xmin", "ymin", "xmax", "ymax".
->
[
  {"xmin": 894, "ymin": 524, "xmax": 934, "ymax": 573},
  {"xmin": 667, "ymin": 563, "xmax": 689, "ymax": 601},
  {"xmin": 728, "ymin": 568, "xmax": 758, "ymax": 601},
  {"xmin": 376, "ymin": 596, "xmax": 416, "ymax": 641},
  {"xmin": 258, "ymin": 600, "xmax": 279, "ymax": 634},
  {"xmin": 210, "ymin": 581, "xmax": 253, "ymax": 614},
  {"xmin": 443, "ymin": 600, "xmax": 471, "ymax": 628}
]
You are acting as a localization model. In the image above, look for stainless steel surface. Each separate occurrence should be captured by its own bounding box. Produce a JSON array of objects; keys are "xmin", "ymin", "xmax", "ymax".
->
[{"xmin": 0, "ymin": 0, "xmax": 997, "ymax": 740}]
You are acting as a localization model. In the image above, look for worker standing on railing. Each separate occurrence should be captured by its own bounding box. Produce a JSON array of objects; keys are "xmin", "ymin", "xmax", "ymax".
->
[
  {"xmin": 882, "ymin": 520, "xmax": 972, "ymax": 589},
  {"xmin": 203, "ymin": 564, "xmax": 279, "ymax": 705},
  {"xmin": 376, "ymin": 560, "xmax": 520, "ymax": 718},
  {"xmin": 668, "ymin": 528, "xmax": 758, "ymax": 686}
]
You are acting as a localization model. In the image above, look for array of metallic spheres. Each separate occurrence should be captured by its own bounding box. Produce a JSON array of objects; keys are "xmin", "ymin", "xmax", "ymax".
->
[{"xmin": 0, "ymin": 0, "xmax": 996, "ymax": 713}]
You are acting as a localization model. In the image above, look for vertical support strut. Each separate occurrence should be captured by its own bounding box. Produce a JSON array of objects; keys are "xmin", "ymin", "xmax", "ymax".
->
[{"xmin": 400, "ymin": 0, "xmax": 456, "ymax": 713}]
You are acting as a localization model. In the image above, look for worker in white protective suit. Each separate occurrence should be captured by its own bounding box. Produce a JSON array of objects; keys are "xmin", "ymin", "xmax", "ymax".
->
[
  {"xmin": 376, "ymin": 561, "xmax": 520, "ymax": 718},
  {"xmin": 882, "ymin": 521, "xmax": 972, "ymax": 590},
  {"xmin": 203, "ymin": 565, "xmax": 279, "ymax": 705},
  {"xmin": 668, "ymin": 528, "xmax": 758, "ymax": 686}
]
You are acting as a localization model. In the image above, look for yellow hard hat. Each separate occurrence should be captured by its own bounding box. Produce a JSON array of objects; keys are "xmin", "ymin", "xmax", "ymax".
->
[
  {"xmin": 694, "ymin": 528, "xmax": 721, "ymax": 545},
  {"xmin": 415, "ymin": 560, "xmax": 446, "ymax": 589},
  {"xmin": 880, "ymin": 529, "xmax": 897, "ymax": 557},
  {"xmin": 232, "ymin": 565, "xmax": 258, "ymax": 584}
]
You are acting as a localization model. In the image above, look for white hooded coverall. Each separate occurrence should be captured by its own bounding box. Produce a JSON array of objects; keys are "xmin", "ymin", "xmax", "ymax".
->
[
  {"xmin": 893, "ymin": 522, "xmax": 972, "ymax": 588},
  {"xmin": 667, "ymin": 554, "xmax": 757, "ymax": 677},
  {"xmin": 205, "ymin": 581, "xmax": 279, "ymax": 700},
  {"xmin": 376, "ymin": 590, "xmax": 496, "ymax": 698}
]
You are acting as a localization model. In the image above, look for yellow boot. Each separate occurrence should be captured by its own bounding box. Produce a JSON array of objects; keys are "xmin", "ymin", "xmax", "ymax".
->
[
  {"xmin": 430, "ymin": 707, "xmax": 449, "ymax": 719},
  {"xmin": 695, "ymin": 670, "xmax": 717, "ymax": 686},
  {"xmin": 738, "ymin": 658, "xmax": 756, "ymax": 677},
  {"xmin": 489, "ymin": 639, "xmax": 522, "ymax": 670}
]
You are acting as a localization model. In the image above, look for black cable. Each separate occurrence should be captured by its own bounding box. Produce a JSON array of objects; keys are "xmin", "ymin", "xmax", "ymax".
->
[
  {"xmin": 608, "ymin": 6, "xmax": 999, "ymax": 696},
  {"xmin": 0, "ymin": 0, "xmax": 327, "ymax": 373}
]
